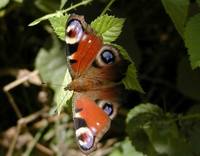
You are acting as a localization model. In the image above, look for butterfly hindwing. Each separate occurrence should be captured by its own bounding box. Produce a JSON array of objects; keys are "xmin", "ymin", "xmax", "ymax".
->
[{"xmin": 72, "ymin": 84, "xmax": 127, "ymax": 153}]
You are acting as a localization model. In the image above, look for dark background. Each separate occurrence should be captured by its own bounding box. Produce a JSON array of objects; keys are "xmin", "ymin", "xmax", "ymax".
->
[{"xmin": 0, "ymin": 0, "xmax": 200, "ymax": 155}]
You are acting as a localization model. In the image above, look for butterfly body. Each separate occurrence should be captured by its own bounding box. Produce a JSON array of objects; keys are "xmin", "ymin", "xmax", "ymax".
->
[{"xmin": 65, "ymin": 14, "xmax": 129, "ymax": 154}]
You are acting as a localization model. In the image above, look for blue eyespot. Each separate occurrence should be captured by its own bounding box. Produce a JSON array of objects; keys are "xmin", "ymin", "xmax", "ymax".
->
[
  {"xmin": 101, "ymin": 50, "xmax": 115, "ymax": 64},
  {"xmin": 102, "ymin": 103, "xmax": 113, "ymax": 116}
]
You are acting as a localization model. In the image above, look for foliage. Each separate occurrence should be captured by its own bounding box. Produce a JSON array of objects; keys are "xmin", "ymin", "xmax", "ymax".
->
[
  {"xmin": 1, "ymin": 0, "xmax": 200, "ymax": 156},
  {"xmin": 161, "ymin": 0, "xmax": 200, "ymax": 69},
  {"xmin": 126, "ymin": 103, "xmax": 195, "ymax": 156},
  {"xmin": 91, "ymin": 15, "xmax": 125, "ymax": 43}
]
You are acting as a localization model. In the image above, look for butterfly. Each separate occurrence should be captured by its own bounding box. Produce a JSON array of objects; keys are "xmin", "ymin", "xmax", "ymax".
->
[{"xmin": 64, "ymin": 14, "xmax": 130, "ymax": 154}]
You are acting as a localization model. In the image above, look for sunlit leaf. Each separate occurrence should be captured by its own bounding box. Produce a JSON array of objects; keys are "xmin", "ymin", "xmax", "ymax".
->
[
  {"xmin": 35, "ymin": 35, "xmax": 67, "ymax": 91},
  {"xmin": 55, "ymin": 70, "xmax": 73, "ymax": 114},
  {"xmin": 49, "ymin": 14, "xmax": 69, "ymax": 41},
  {"xmin": 161, "ymin": 0, "xmax": 189, "ymax": 37},
  {"xmin": 35, "ymin": 36, "xmax": 73, "ymax": 112},
  {"xmin": 91, "ymin": 14, "xmax": 125, "ymax": 43},
  {"xmin": 184, "ymin": 13, "xmax": 200, "ymax": 69},
  {"xmin": 0, "ymin": 0, "xmax": 9, "ymax": 9}
]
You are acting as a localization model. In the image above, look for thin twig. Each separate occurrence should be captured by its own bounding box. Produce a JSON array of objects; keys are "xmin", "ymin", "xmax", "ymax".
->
[
  {"xmin": 3, "ymin": 70, "xmax": 40, "ymax": 119},
  {"xmin": 100, "ymin": 0, "xmax": 116, "ymax": 16},
  {"xmin": 61, "ymin": 0, "xmax": 93, "ymax": 14},
  {"xmin": 3, "ymin": 70, "xmax": 39, "ymax": 92},
  {"xmin": 6, "ymin": 108, "xmax": 49, "ymax": 156},
  {"xmin": 6, "ymin": 123, "xmax": 22, "ymax": 156},
  {"xmin": 4, "ymin": 91, "xmax": 23, "ymax": 119},
  {"xmin": 23, "ymin": 126, "xmax": 47, "ymax": 156}
]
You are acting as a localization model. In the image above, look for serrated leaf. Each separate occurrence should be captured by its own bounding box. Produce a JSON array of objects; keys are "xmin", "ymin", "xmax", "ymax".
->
[
  {"xmin": 161, "ymin": 0, "xmax": 189, "ymax": 37},
  {"xmin": 184, "ymin": 13, "xmax": 200, "ymax": 69},
  {"xmin": 49, "ymin": 14, "xmax": 69, "ymax": 41},
  {"xmin": 177, "ymin": 57, "xmax": 200, "ymax": 100},
  {"xmin": 91, "ymin": 14, "xmax": 125, "ymax": 43},
  {"xmin": 113, "ymin": 44, "xmax": 143, "ymax": 93},
  {"xmin": 109, "ymin": 138, "xmax": 143, "ymax": 156},
  {"xmin": 0, "ymin": 0, "xmax": 9, "ymax": 9},
  {"xmin": 126, "ymin": 103, "xmax": 162, "ymax": 123},
  {"xmin": 126, "ymin": 103, "xmax": 192, "ymax": 156},
  {"xmin": 126, "ymin": 103, "xmax": 162, "ymax": 155}
]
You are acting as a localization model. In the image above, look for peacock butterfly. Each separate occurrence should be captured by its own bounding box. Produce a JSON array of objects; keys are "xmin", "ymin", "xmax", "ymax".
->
[{"xmin": 65, "ymin": 14, "xmax": 130, "ymax": 154}]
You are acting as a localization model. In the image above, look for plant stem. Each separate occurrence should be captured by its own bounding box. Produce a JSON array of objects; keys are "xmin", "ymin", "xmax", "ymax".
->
[
  {"xmin": 100, "ymin": 0, "xmax": 116, "ymax": 16},
  {"xmin": 62, "ymin": 0, "xmax": 93, "ymax": 14}
]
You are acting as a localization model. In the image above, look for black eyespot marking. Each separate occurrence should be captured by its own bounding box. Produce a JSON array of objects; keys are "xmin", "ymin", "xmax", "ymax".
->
[
  {"xmin": 102, "ymin": 103, "xmax": 113, "ymax": 116},
  {"xmin": 68, "ymin": 43, "xmax": 78, "ymax": 55},
  {"xmin": 92, "ymin": 60, "xmax": 102, "ymax": 68},
  {"xmin": 101, "ymin": 50, "xmax": 115, "ymax": 64},
  {"xmin": 74, "ymin": 118, "xmax": 87, "ymax": 130},
  {"xmin": 69, "ymin": 59, "xmax": 78, "ymax": 64},
  {"xmin": 75, "ymin": 108, "xmax": 83, "ymax": 113}
]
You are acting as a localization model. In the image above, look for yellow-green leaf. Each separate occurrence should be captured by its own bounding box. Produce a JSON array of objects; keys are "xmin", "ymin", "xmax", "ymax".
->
[
  {"xmin": 161, "ymin": 0, "xmax": 189, "ymax": 37},
  {"xmin": 49, "ymin": 14, "xmax": 69, "ymax": 41},
  {"xmin": 91, "ymin": 14, "xmax": 125, "ymax": 43},
  {"xmin": 184, "ymin": 13, "xmax": 200, "ymax": 69}
]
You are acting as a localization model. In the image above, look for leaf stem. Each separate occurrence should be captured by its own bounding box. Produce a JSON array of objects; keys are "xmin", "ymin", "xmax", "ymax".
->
[
  {"xmin": 100, "ymin": 0, "xmax": 116, "ymax": 16},
  {"xmin": 61, "ymin": 0, "xmax": 93, "ymax": 14}
]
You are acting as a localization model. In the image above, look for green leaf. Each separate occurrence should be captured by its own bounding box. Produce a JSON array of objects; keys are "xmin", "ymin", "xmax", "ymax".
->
[
  {"xmin": 49, "ymin": 14, "xmax": 69, "ymax": 41},
  {"xmin": 161, "ymin": 0, "xmax": 189, "ymax": 37},
  {"xmin": 126, "ymin": 103, "xmax": 162, "ymax": 123},
  {"xmin": 113, "ymin": 44, "xmax": 143, "ymax": 93},
  {"xmin": 35, "ymin": 36, "xmax": 73, "ymax": 112},
  {"xmin": 91, "ymin": 14, "xmax": 125, "ymax": 43},
  {"xmin": 0, "ymin": 0, "xmax": 9, "ymax": 9},
  {"xmin": 35, "ymin": 35, "xmax": 67, "ymax": 91},
  {"xmin": 184, "ymin": 13, "xmax": 200, "ymax": 69},
  {"xmin": 60, "ymin": 0, "xmax": 68, "ymax": 9},
  {"xmin": 55, "ymin": 70, "xmax": 73, "ymax": 114},
  {"xmin": 109, "ymin": 138, "xmax": 143, "ymax": 156},
  {"xmin": 126, "ymin": 103, "xmax": 162, "ymax": 156},
  {"xmin": 180, "ymin": 105, "xmax": 200, "ymax": 156},
  {"xmin": 177, "ymin": 57, "xmax": 200, "ymax": 100},
  {"xmin": 126, "ymin": 103, "xmax": 192, "ymax": 156}
]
